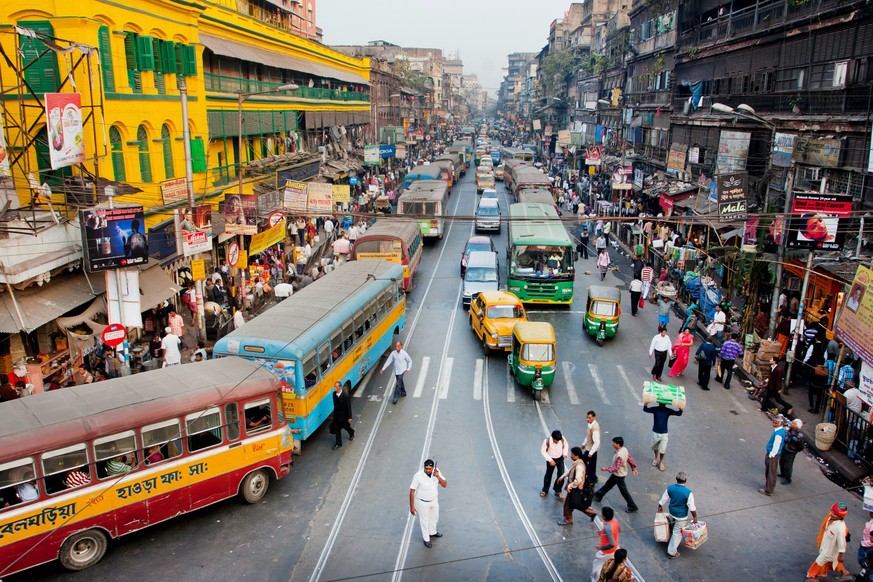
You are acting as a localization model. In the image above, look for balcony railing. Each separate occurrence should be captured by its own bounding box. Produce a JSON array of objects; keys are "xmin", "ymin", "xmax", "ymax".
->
[
  {"xmin": 204, "ymin": 73, "xmax": 370, "ymax": 102},
  {"xmin": 679, "ymin": 0, "xmax": 852, "ymax": 49},
  {"xmin": 672, "ymin": 85, "xmax": 873, "ymax": 116}
]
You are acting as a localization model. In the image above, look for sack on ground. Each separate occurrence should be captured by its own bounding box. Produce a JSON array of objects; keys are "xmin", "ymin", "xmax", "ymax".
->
[
  {"xmin": 681, "ymin": 521, "xmax": 708, "ymax": 549},
  {"xmin": 654, "ymin": 512, "xmax": 670, "ymax": 543}
]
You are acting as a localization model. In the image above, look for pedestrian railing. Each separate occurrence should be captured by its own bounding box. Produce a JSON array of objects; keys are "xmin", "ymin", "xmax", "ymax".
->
[{"xmin": 825, "ymin": 394, "xmax": 872, "ymax": 470}]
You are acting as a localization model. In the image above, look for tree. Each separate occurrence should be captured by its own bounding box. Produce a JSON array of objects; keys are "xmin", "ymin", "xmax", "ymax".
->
[{"xmin": 539, "ymin": 50, "xmax": 579, "ymax": 99}]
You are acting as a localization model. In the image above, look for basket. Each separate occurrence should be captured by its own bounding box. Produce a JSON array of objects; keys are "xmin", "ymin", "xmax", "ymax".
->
[{"xmin": 815, "ymin": 423, "xmax": 837, "ymax": 451}]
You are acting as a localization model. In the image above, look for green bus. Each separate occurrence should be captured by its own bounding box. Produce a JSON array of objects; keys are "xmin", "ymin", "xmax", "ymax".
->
[{"xmin": 507, "ymin": 203, "xmax": 575, "ymax": 304}]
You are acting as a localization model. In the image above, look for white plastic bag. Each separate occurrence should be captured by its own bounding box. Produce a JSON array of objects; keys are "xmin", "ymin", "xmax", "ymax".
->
[{"xmin": 654, "ymin": 512, "xmax": 670, "ymax": 543}]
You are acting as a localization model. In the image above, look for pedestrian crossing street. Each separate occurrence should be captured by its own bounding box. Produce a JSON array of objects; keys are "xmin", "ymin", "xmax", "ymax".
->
[{"xmin": 352, "ymin": 356, "xmax": 708, "ymax": 409}]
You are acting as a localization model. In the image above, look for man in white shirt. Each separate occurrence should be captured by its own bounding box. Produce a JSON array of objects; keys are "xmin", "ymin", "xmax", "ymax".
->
[
  {"xmin": 649, "ymin": 328, "xmax": 673, "ymax": 381},
  {"xmin": 409, "ymin": 459, "xmax": 447, "ymax": 548},
  {"xmin": 710, "ymin": 304, "xmax": 727, "ymax": 339},
  {"xmin": 161, "ymin": 327, "xmax": 182, "ymax": 367},
  {"xmin": 324, "ymin": 217, "xmax": 334, "ymax": 239},
  {"xmin": 844, "ymin": 383, "xmax": 863, "ymax": 414},
  {"xmin": 582, "ymin": 411, "xmax": 601, "ymax": 481},
  {"xmin": 347, "ymin": 223, "xmax": 359, "ymax": 243},
  {"xmin": 380, "ymin": 341, "xmax": 413, "ymax": 404},
  {"xmin": 540, "ymin": 430, "xmax": 569, "ymax": 498}
]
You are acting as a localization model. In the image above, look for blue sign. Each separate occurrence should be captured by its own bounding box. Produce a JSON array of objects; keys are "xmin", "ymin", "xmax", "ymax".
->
[
  {"xmin": 349, "ymin": 176, "xmax": 360, "ymax": 186},
  {"xmin": 379, "ymin": 144, "xmax": 396, "ymax": 158}
]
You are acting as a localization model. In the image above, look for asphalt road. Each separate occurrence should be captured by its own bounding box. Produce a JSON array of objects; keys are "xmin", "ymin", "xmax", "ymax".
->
[{"xmin": 27, "ymin": 168, "xmax": 868, "ymax": 582}]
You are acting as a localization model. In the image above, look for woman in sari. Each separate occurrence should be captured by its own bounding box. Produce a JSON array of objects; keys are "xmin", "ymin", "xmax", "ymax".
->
[{"xmin": 669, "ymin": 328, "xmax": 694, "ymax": 377}]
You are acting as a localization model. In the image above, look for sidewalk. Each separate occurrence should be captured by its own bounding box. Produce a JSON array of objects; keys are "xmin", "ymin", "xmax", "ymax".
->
[{"xmin": 609, "ymin": 230, "xmax": 867, "ymax": 491}]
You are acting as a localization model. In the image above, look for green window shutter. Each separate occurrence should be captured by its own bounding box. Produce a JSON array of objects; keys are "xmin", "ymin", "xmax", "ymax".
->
[
  {"xmin": 182, "ymin": 45, "xmax": 197, "ymax": 76},
  {"xmin": 109, "ymin": 127, "xmax": 126, "ymax": 182},
  {"xmin": 97, "ymin": 26, "xmax": 115, "ymax": 92},
  {"xmin": 174, "ymin": 43, "xmax": 184, "ymax": 76},
  {"xmin": 161, "ymin": 40, "xmax": 176, "ymax": 74},
  {"xmin": 18, "ymin": 20, "xmax": 60, "ymax": 93},
  {"xmin": 137, "ymin": 126, "xmax": 152, "ymax": 183},
  {"xmin": 190, "ymin": 138, "xmax": 206, "ymax": 173},
  {"xmin": 137, "ymin": 36, "xmax": 154, "ymax": 71},
  {"xmin": 152, "ymin": 38, "xmax": 163, "ymax": 73},
  {"xmin": 161, "ymin": 125, "xmax": 174, "ymax": 179},
  {"xmin": 123, "ymin": 32, "xmax": 141, "ymax": 92}
]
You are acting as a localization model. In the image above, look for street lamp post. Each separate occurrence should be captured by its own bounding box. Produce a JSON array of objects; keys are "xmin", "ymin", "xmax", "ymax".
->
[{"xmin": 235, "ymin": 83, "xmax": 298, "ymax": 316}]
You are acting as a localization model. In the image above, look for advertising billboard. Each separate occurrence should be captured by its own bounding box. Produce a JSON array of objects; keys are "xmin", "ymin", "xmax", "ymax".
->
[
  {"xmin": 835, "ymin": 265, "xmax": 873, "ymax": 368},
  {"xmin": 715, "ymin": 130, "xmax": 751, "ymax": 174},
  {"xmin": 716, "ymin": 173, "xmax": 748, "ymax": 222},
  {"xmin": 46, "ymin": 93, "xmax": 85, "ymax": 170},
  {"xmin": 786, "ymin": 193, "xmax": 853, "ymax": 250},
  {"xmin": 181, "ymin": 205, "xmax": 212, "ymax": 256},
  {"xmin": 80, "ymin": 206, "xmax": 149, "ymax": 273},
  {"xmin": 224, "ymin": 193, "xmax": 257, "ymax": 235}
]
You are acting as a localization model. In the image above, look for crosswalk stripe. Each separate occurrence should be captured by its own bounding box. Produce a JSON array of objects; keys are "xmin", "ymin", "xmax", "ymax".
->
[
  {"xmin": 616, "ymin": 365, "xmax": 642, "ymax": 406},
  {"xmin": 588, "ymin": 363, "xmax": 611, "ymax": 405},
  {"xmin": 506, "ymin": 361, "xmax": 516, "ymax": 403},
  {"xmin": 438, "ymin": 357, "xmax": 454, "ymax": 400},
  {"xmin": 412, "ymin": 356, "xmax": 430, "ymax": 398},
  {"xmin": 561, "ymin": 361, "xmax": 580, "ymax": 405},
  {"xmin": 473, "ymin": 358, "xmax": 483, "ymax": 401}
]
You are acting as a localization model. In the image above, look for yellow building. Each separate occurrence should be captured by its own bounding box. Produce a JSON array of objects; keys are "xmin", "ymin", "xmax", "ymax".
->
[{"xmin": 0, "ymin": 0, "xmax": 370, "ymax": 227}]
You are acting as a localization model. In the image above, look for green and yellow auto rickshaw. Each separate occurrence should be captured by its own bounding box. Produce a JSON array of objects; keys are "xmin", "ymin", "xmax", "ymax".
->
[
  {"xmin": 584, "ymin": 285, "xmax": 622, "ymax": 346},
  {"xmin": 508, "ymin": 321, "xmax": 556, "ymax": 401}
]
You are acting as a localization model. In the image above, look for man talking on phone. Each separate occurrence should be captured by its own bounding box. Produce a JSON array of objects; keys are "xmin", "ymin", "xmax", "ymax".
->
[{"xmin": 409, "ymin": 459, "xmax": 447, "ymax": 548}]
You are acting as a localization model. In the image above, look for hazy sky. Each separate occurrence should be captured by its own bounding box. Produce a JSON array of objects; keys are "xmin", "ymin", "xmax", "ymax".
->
[{"xmin": 318, "ymin": 0, "xmax": 575, "ymax": 95}]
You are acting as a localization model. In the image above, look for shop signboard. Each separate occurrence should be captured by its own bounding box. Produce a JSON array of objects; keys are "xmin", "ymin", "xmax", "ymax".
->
[
  {"xmin": 835, "ymin": 265, "xmax": 873, "ymax": 368},
  {"xmin": 307, "ymin": 182, "xmax": 333, "ymax": 213},
  {"xmin": 379, "ymin": 144, "xmax": 396, "ymax": 158},
  {"xmin": 544, "ymin": 125, "xmax": 553, "ymax": 137},
  {"xmin": 45, "ymin": 92, "xmax": 85, "ymax": 170},
  {"xmin": 332, "ymin": 184, "xmax": 351, "ymax": 203},
  {"xmin": 0, "ymin": 116, "xmax": 9, "ymax": 177},
  {"xmin": 585, "ymin": 146, "xmax": 602, "ymax": 166},
  {"xmin": 772, "ymin": 133, "xmax": 796, "ymax": 168},
  {"xmin": 532, "ymin": 119, "xmax": 542, "ymax": 131},
  {"xmin": 80, "ymin": 206, "xmax": 149, "ymax": 273},
  {"xmin": 181, "ymin": 205, "xmax": 212, "ymax": 256},
  {"xmin": 786, "ymin": 193, "xmax": 853, "ymax": 250},
  {"xmin": 395, "ymin": 144, "xmax": 406, "ymax": 159},
  {"xmin": 557, "ymin": 130, "xmax": 571, "ymax": 147},
  {"xmin": 612, "ymin": 166, "xmax": 633, "ymax": 190},
  {"xmin": 283, "ymin": 181, "xmax": 308, "ymax": 213},
  {"xmin": 860, "ymin": 361, "xmax": 873, "ymax": 406},
  {"xmin": 160, "ymin": 178, "xmax": 188, "ymax": 205},
  {"xmin": 715, "ymin": 130, "xmax": 751, "ymax": 174},
  {"xmin": 666, "ymin": 143, "xmax": 687, "ymax": 176},
  {"xmin": 633, "ymin": 168, "xmax": 644, "ymax": 190},
  {"xmin": 249, "ymin": 219, "xmax": 286, "ymax": 256},
  {"xmin": 224, "ymin": 193, "xmax": 257, "ymax": 235},
  {"xmin": 659, "ymin": 193, "xmax": 674, "ymax": 211},
  {"xmin": 191, "ymin": 259, "xmax": 206, "ymax": 281},
  {"xmin": 793, "ymin": 137, "xmax": 842, "ymax": 167},
  {"xmin": 276, "ymin": 160, "xmax": 320, "ymax": 184},
  {"xmin": 716, "ymin": 173, "xmax": 748, "ymax": 222},
  {"xmin": 742, "ymin": 217, "xmax": 759, "ymax": 252},
  {"xmin": 364, "ymin": 145, "xmax": 380, "ymax": 165},
  {"xmin": 688, "ymin": 146, "xmax": 700, "ymax": 165}
]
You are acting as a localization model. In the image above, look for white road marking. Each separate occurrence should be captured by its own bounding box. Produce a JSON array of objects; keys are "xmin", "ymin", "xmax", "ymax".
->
[
  {"xmin": 561, "ymin": 361, "xmax": 580, "ymax": 405},
  {"xmin": 588, "ymin": 363, "xmax": 611, "ymax": 405},
  {"xmin": 506, "ymin": 361, "xmax": 516, "ymax": 402},
  {"xmin": 473, "ymin": 358, "xmax": 483, "ymax": 400},
  {"xmin": 353, "ymin": 364, "xmax": 379, "ymax": 398},
  {"xmin": 438, "ymin": 357, "xmax": 454, "ymax": 400},
  {"xmin": 412, "ymin": 356, "xmax": 430, "ymax": 398},
  {"xmin": 616, "ymin": 365, "xmax": 642, "ymax": 406}
]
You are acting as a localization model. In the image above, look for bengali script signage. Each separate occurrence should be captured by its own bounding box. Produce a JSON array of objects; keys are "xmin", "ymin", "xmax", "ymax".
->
[
  {"xmin": 666, "ymin": 143, "xmax": 687, "ymax": 176},
  {"xmin": 307, "ymin": 182, "xmax": 333, "ymax": 213},
  {"xmin": 249, "ymin": 219, "xmax": 286, "ymax": 256},
  {"xmin": 716, "ymin": 173, "xmax": 748, "ymax": 222},
  {"xmin": 332, "ymin": 184, "xmax": 351, "ymax": 203},
  {"xmin": 283, "ymin": 181, "xmax": 308, "ymax": 213},
  {"xmin": 364, "ymin": 145, "xmax": 380, "ymax": 165},
  {"xmin": 793, "ymin": 137, "xmax": 842, "ymax": 167},
  {"xmin": 160, "ymin": 178, "xmax": 188, "ymax": 205},
  {"xmin": 835, "ymin": 265, "xmax": 873, "ymax": 367},
  {"xmin": 223, "ymin": 194, "xmax": 257, "ymax": 236}
]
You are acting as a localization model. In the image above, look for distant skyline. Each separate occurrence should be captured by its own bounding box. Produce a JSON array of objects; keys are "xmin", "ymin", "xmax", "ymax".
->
[{"xmin": 318, "ymin": 0, "xmax": 576, "ymax": 96}]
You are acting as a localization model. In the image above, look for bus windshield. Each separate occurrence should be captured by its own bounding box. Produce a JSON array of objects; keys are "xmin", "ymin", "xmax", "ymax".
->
[
  {"xmin": 354, "ymin": 239, "xmax": 401, "ymax": 255},
  {"xmin": 510, "ymin": 245, "xmax": 572, "ymax": 279},
  {"xmin": 402, "ymin": 201, "xmax": 439, "ymax": 215}
]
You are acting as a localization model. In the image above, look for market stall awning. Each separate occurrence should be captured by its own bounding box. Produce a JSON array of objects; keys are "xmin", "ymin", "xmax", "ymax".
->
[
  {"xmin": 0, "ymin": 272, "xmax": 106, "ymax": 333},
  {"xmin": 200, "ymin": 34, "xmax": 369, "ymax": 86},
  {"xmin": 138, "ymin": 263, "xmax": 182, "ymax": 312}
]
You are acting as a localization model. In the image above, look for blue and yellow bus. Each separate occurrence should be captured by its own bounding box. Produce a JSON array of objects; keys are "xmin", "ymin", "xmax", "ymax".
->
[{"xmin": 212, "ymin": 260, "xmax": 406, "ymax": 441}]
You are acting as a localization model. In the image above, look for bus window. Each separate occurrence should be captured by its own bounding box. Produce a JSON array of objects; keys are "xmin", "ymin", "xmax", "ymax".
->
[
  {"xmin": 354, "ymin": 312, "xmax": 366, "ymax": 339},
  {"xmin": 317, "ymin": 342, "xmax": 332, "ymax": 375},
  {"xmin": 141, "ymin": 419, "xmax": 183, "ymax": 463},
  {"xmin": 368, "ymin": 301, "xmax": 378, "ymax": 327},
  {"xmin": 330, "ymin": 329, "xmax": 344, "ymax": 361},
  {"xmin": 225, "ymin": 403, "xmax": 240, "ymax": 441},
  {"xmin": 244, "ymin": 399, "xmax": 272, "ymax": 434},
  {"xmin": 94, "ymin": 430, "xmax": 138, "ymax": 479},
  {"xmin": 42, "ymin": 444, "xmax": 89, "ymax": 495},
  {"xmin": 342, "ymin": 322, "xmax": 354, "ymax": 350},
  {"xmin": 186, "ymin": 408, "xmax": 223, "ymax": 452},
  {"xmin": 0, "ymin": 458, "xmax": 37, "ymax": 509},
  {"xmin": 385, "ymin": 288, "xmax": 396, "ymax": 310},
  {"xmin": 302, "ymin": 353, "xmax": 318, "ymax": 389}
]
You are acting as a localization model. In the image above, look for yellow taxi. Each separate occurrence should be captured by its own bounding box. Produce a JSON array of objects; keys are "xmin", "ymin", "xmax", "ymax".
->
[
  {"xmin": 494, "ymin": 164, "xmax": 505, "ymax": 181},
  {"xmin": 476, "ymin": 168, "xmax": 495, "ymax": 193},
  {"xmin": 469, "ymin": 290, "xmax": 527, "ymax": 352}
]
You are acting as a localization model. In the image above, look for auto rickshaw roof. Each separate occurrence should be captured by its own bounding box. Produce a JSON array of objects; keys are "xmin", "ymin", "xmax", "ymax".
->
[
  {"xmin": 587, "ymin": 285, "xmax": 621, "ymax": 301},
  {"xmin": 512, "ymin": 321, "xmax": 555, "ymax": 343}
]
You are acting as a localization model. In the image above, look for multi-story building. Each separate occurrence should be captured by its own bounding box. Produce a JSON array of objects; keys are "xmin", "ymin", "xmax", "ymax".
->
[
  {"xmin": 498, "ymin": 52, "xmax": 537, "ymax": 119},
  {"xmin": 0, "ymin": 0, "xmax": 369, "ymax": 365}
]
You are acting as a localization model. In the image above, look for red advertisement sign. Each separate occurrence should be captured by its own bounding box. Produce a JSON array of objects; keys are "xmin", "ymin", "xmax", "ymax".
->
[{"xmin": 786, "ymin": 193, "xmax": 853, "ymax": 250}]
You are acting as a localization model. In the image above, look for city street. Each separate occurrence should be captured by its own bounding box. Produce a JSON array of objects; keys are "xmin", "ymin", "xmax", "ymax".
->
[{"xmin": 25, "ymin": 169, "xmax": 867, "ymax": 582}]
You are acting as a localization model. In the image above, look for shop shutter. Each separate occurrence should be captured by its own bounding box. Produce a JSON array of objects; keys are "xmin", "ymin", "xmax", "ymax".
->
[
  {"xmin": 137, "ymin": 36, "xmax": 155, "ymax": 71},
  {"xmin": 190, "ymin": 138, "xmax": 206, "ymax": 173},
  {"xmin": 97, "ymin": 26, "xmax": 115, "ymax": 92},
  {"xmin": 18, "ymin": 20, "xmax": 60, "ymax": 93}
]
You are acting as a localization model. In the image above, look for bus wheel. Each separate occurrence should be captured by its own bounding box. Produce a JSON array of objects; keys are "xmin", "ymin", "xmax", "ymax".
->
[
  {"xmin": 59, "ymin": 529, "xmax": 108, "ymax": 571},
  {"xmin": 240, "ymin": 469, "xmax": 270, "ymax": 504}
]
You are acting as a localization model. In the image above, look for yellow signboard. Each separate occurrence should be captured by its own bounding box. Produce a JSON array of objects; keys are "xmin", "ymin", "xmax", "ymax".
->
[
  {"xmin": 236, "ymin": 250, "xmax": 248, "ymax": 268},
  {"xmin": 249, "ymin": 219, "xmax": 286, "ymax": 256},
  {"xmin": 307, "ymin": 183, "xmax": 333, "ymax": 213},
  {"xmin": 356, "ymin": 251, "xmax": 401, "ymax": 263},
  {"xmin": 332, "ymin": 184, "xmax": 351, "ymax": 203},
  {"xmin": 191, "ymin": 259, "xmax": 206, "ymax": 281},
  {"xmin": 835, "ymin": 265, "xmax": 873, "ymax": 367}
]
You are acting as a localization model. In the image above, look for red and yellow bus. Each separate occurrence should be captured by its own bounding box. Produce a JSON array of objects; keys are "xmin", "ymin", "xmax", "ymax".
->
[
  {"xmin": 352, "ymin": 219, "xmax": 424, "ymax": 292},
  {"xmin": 0, "ymin": 357, "xmax": 293, "ymax": 576}
]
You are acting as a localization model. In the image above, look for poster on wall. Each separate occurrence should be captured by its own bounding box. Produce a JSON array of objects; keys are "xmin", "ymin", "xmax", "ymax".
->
[
  {"xmin": 715, "ymin": 130, "xmax": 751, "ymax": 174},
  {"xmin": 79, "ymin": 206, "xmax": 149, "ymax": 273},
  {"xmin": 181, "ymin": 205, "xmax": 212, "ymax": 256},
  {"xmin": 716, "ymin": 173, "xmax": 748, "ymax": 222},
  {"xmin": 224, "ymin": 193, "xmax": 257, "ymax": 235},
  {"xmin": 307, "ymin": 182, "xmax": 333, "ymax": 213},
  {"xmin": 283, "ymin": 181, "xmax": 308, "ymax": 213},
  {"xmin": 786, "ymin": 193, "xmax": 853, "ymax": 250},
  {"xmin": 45, "ymin": 93, "xmax": 85, "ymax": 170},
  {"xmin": 0, "ymin": 115, "xmax": 9, "ymax": 177},
  {"xmin": 835, "ymin": 265, "xmax": 873, "ymax": 368}
]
